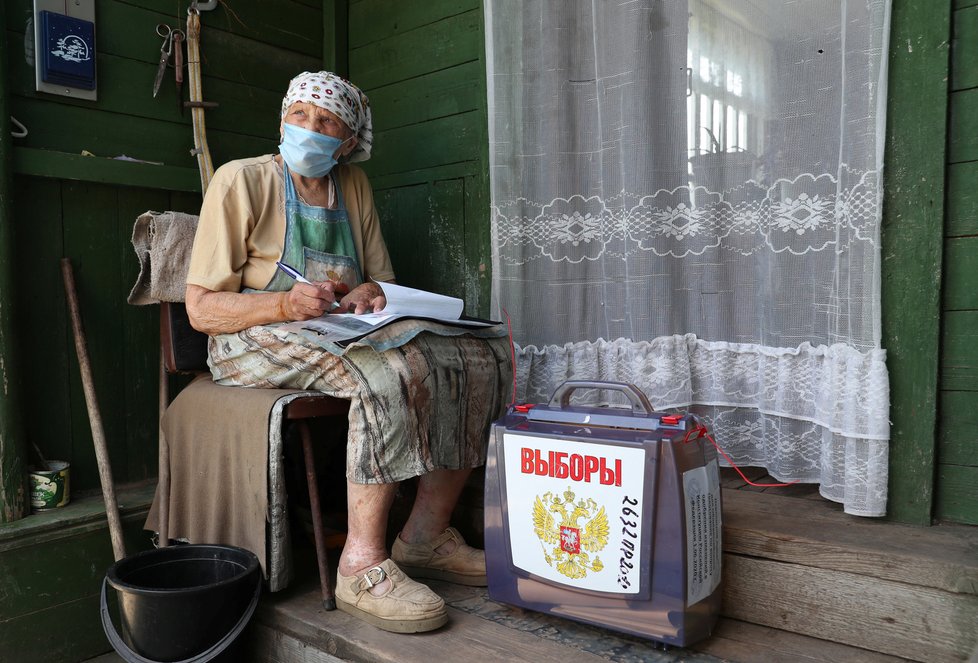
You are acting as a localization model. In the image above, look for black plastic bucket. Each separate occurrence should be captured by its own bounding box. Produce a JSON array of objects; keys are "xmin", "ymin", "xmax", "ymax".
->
[{"xmin": 100, "ymin": 544, "xmax": 262, "ymax": 663}]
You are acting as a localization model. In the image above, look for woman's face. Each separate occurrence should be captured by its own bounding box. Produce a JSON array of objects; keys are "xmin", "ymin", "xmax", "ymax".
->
[{"xmin": 282, "ymin": 101, "xmax": 358, "ymax": 158}]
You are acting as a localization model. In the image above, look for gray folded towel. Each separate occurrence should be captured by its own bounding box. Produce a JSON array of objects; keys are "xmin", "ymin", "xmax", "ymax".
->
[{"xmin": 128, "ymin": 211, "xmax": 199, "ymax": 305}]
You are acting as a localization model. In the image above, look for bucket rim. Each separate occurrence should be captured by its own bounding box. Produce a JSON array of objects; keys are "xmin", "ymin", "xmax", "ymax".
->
[{"xmin": 106, "ymin": 544, "xmax": 261, "ymax": 596}]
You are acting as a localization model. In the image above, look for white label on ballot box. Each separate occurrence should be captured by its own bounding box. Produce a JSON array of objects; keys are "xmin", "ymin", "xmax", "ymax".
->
[
  {"xmin": 683, "ymin": 459, "xmax": 722, "ymax": 605},
  {"xmin": 502, "ymin": 433, "xmax": 646, "ymax": 594}
]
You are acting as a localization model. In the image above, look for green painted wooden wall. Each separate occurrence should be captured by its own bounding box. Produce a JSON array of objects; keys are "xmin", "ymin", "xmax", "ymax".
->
[
  {"xmin": 1, "ymin": 3, "xmax": 324, "ymax": 659},
  {"xmin": 937, "ymin": 0, "xmax": 978, "ymax": 525},
  {"xmin": 348, "ymin": 0, "xmax": 493, "ymax": 315},
  {"xmin": 882, "ymin": 0, "xmax": 951, "ymax": 524},
  {"xmin": 2, "ymin": 0, "xmax": 322, "ymax": 494}
]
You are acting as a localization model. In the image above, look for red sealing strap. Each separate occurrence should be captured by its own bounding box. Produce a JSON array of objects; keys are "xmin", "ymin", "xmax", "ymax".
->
[
  {"xmin": 683, "ymin": 424, "xmax": 798, "ymax": 488},
  {"xmin": 660, "ymin": 415, "xmax": 681, "ymax": 425},
  {"xmin": 514, "ymin": 403, "xmax": 535, "ymax": 413}
]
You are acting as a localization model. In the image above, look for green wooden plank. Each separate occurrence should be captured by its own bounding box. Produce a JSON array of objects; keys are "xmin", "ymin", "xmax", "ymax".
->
[
  {"xmin": 942, "ymin": 237, "xmax": 978, "ymax": 311},
  {"xmin": 0, "ymin": 513, "xmax": 148, "ymax": 620},
  {"xmin": 12, "ymin": 97, "xmax": 197, "ymax": 168},
  {"xmin": 0, "ymin": 595, "xmax": 113, "ymax": 662},
  {"xmin": 937, "ymin": 391, "xmax": 978, "ymax": 467},
  {"xmin": 935, "ymin": 464, "xmax": 978, "ymax": 525},
  {"xmin": 368, "ymin": 61, "xmax": 486, "ymax": 132},
  {"xmin": 0, "ymin": 3, "xmax": 28, "ymax": 523},
  {"xmin": 946, "ymin": 161, "xmax": 978, "ymax": 237},
  {"xmin": 125, "ymin": 0, "xmax": 322, "ymax": 58},
  {"xmin": 11, "ymin": 176, "xmax": 73, "ymax": 469},
  {"xmin": 93, "ymin": 2, "xmax": 320, "ymax": 92},
  {"xmin": 367, "ymin": 161, "xmax": 481, "ymax": 191},
  {"xmin": 941, "ymin": 310, "xmax": 978, "ymax": 392},
  {"xmin": 323, "ymin": 0, "xmax": 349, "ymax": 76},
  {"xmin": 194, "ymin": 24, "xmax": 322, "ymax": 95},
  {"xmin": 14, "ymin": 147, "xmax": 201, "ymax": 192},
  {"xmin": 5, "ymin": 0, "xmax": 320, "ymax": 70},
  {"xmin": 118, "ymin": 189, "xmax": 167, "ymax": 481},
  {"xmin": 4, "ymin": 38, "xmax": 283, "ymax": 140},
  {"xmin": 349, "ymin": 0, "xmax": 479, "ymax": 49},
  {"xmin": 374, "ymin": 184, "xmax": 423, "ymax": 286},
  {"xmin": 7, "ymin": 1, "xmax": 318, "ymax": 102},
  {"xmin": 2, "ymin": 1, "xmax": 32, "ymax": 29},
  {"xmin": 881, "ymin": 0, "xmax": 951, "ymax": 524},
  {"xmin": 0, "ymin": 481, "xmax": 156, "ymax": 546},
  {"xmin": 952, "ymin": 6, "xmax": 978, "ymax": 91},
  {"xmin": 61, "ymin": 182, "xmax": 129, "ymax": 493},
  {"xmin": 201, "ymin": 75, "xmax": 286, "ymax": 139},
  {"xmin": 364, "ymin": 110, "xmax": 483, "ymax": 178},
  {"xmin": 168, "ymin": 190, "xmax": 203, "ymax": 215},
  {"xmin": 10, "ymin": 98, "xmax": 275, "ymax": 172},
  {"xmin": 349, "ymin": 9, "xmax": 482, "ymax": 90},
  {"xmin": 0, "ymin": 515, "xmax": 152, "ymax": 662},
  {"xmin": 375, "ymin": 179, "xmax": 466, "ymax": 298},
  {"xmin": 955, "ymin": 0, "xmax": 978, "ymax": 10},
  {"xmin": 208, "ymin": 135, "xmax": 278, "ymax": 172},
  {"xmin": 429, "ymin": 179, "xmax": 469, "ymax": 303},
  {"xmin": 463, "ymin": 34, "xmax": 491, "ymax": 317},
  {"xmin": 463, "ymin": 169, "xmax": 493, "ymax": 317},
  {"xmin": 948, "ymin": 88, "xmax": 978, "ymax": 163}
]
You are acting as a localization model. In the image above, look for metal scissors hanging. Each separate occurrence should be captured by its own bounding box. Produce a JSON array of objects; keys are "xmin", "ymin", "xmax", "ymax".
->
[{"xmin": 153, "ymin": 23, "xmax": 186, "ymax": 98}]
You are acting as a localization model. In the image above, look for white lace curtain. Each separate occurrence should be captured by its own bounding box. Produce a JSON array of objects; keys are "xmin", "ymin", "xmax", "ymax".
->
[{"xmin": 484, "ymin": 0, "xmax": 892, "ymax": 516}]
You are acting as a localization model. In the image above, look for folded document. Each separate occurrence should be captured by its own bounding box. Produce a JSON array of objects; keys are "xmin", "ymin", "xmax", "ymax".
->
[{"xmin": 279, "ymin": 282, "xmax": 499, "ymax": 345}]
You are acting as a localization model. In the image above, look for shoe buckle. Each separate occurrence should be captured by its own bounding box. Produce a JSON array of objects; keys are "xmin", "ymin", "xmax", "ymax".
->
[{"xmin": 361, "ymin": 565, "xmax": 387, "ymax": 590}]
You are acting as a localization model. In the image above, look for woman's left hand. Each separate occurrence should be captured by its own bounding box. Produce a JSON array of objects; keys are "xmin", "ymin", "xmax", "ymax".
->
[{"xmin": 337, "ymin": 282, "xmax": 387, "ymax": 314}]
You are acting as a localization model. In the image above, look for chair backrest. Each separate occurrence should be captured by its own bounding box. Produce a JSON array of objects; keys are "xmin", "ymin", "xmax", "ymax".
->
[{"xmin": 160, "ymin": 302, "xmax": 210, "ymax": 374}]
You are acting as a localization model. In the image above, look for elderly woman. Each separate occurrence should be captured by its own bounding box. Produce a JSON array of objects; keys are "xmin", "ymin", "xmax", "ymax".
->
[{"xmin": 185, "ymin": 71, "xmax": 510, "ymax": 633}]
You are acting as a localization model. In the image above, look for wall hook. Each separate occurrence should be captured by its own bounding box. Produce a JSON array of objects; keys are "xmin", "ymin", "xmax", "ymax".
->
[{"xmin": 10, "ymin": 116, "xmax": 28, "ymax": 138}]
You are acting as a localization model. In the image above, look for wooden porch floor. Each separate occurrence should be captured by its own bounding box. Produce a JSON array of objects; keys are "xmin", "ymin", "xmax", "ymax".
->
[
  {"xmin": 246, "ymin": 543, "xmax": 906, "ymax": 663},
  {"xmin": 241, "ymin": 473, "xmax": 915, "ymax": 663},
  {"xmin": 86, "ymin": 473, "xmax": 977, "ymax": 663}
]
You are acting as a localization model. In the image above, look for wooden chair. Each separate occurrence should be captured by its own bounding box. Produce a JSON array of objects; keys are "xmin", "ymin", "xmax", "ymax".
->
[{"xmin": 159, "ymin": 301, "xmax": 348, "ymax": 610}]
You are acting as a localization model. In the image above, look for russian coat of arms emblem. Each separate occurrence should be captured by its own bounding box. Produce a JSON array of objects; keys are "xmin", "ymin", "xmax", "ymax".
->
[{"xmin": 533, "ymin": 487, "xmax": 609, "ymax": 579}]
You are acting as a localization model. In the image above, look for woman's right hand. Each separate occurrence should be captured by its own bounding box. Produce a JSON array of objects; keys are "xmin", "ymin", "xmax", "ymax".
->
[{"xmin": 282, "ymin": 281, "xmax": 342, "ymax": 320}]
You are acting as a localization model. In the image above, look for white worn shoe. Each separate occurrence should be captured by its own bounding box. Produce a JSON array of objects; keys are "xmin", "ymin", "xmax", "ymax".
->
[{"xmin": 334, "ymin": 559, "xmax": 448, "ymax": 633}]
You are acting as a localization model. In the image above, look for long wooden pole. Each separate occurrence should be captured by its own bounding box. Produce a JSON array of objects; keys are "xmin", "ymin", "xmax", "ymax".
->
[
  {"xmin": 157, "ymin": 348, "xmax": 170, "ymax": 548},
  {"xmin": 61, "ymin": 258, "xmax": 126, "ymax": 561}
]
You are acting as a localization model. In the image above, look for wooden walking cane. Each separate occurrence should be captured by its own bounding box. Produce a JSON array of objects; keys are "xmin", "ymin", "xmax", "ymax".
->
[{"xmin": 61, "ymin": 258, "xmax": 126, "ymax": 562}]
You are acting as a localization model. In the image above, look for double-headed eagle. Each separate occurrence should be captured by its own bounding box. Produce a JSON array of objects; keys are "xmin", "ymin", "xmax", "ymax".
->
[{"xmin": 532, "ymin": 487, "xmax": 609, "ymax": 579}]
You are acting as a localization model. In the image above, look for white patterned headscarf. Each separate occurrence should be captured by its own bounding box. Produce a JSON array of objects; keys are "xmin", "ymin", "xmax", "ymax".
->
[{"xmin": 280, "ymin": 71, "xmax": 373, "ymax": 163}]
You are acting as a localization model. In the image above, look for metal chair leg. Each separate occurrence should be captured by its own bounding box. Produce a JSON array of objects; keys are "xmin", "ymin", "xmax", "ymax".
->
[{"xmin": 298, "ymin": 420, "xmax": 336, "ymax": 610}]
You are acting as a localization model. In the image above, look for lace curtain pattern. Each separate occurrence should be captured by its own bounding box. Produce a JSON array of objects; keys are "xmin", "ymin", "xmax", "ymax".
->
[{"xmin": 485, "ymin": 0, "xmax": 892, "ymax": 516}]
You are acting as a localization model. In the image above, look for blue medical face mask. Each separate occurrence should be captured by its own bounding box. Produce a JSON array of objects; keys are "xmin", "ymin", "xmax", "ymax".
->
[{"xmin": 278, "ymin": 122, "xmax": 352, "ymax": 178}]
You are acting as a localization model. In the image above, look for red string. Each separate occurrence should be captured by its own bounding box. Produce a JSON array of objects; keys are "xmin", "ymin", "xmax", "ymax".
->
[
  {"xmin": 502, "ymin": 307, "xmax": 517, "ymax": 406},
  {"xmin": 684, "ymin": 425, "xmax": 798, "ymax": 488}
]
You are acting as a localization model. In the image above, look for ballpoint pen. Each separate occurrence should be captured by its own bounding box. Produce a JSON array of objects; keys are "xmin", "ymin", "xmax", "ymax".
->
[{"xmin": 275, "ymin": 261, "xmax": 341, "ymax": 310}]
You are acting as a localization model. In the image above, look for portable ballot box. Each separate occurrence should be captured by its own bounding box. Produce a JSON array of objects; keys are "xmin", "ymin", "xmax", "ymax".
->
[{"xmin": 484, "ymin": 381, "xmax": 722, "ymax": 647}]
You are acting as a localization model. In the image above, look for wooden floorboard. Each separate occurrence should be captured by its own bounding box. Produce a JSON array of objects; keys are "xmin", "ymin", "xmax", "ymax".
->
[
  {"xmin": 253, "ymin": 572, "xmax": 912, "ymax": 663},
  {"xmin": 691, "ymin": 619, "xmax": 905, "ymax": 663},
  {"xmin": 722, "ymin": 488, "xmax": 978, "ymax": 594},
  {"xmin": 722, "ymin": 555, "xmax": 977, "ymax": 663},
  {"xmin": 255, "ymin": 579, "xmax": 614, "ymax": 663},
  {"xmin": 246, "ymin": 485, "xmax": 978, "ymax": 663}
]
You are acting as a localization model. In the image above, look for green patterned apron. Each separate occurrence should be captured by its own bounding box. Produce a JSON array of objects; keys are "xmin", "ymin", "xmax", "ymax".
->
[{"xmin": 262, "ymin": 163, "xmax": 363, "ymax": 292}]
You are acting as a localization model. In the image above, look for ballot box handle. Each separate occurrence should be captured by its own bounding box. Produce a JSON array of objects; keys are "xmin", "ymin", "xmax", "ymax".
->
[{"xmin": 548, "ymin": 381, "xmax": 655, "ymax": 415}]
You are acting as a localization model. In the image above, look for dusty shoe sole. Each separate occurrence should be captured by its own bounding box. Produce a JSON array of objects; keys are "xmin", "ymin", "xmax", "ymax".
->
[
  {"xmin": 397, "ymin": 564, "xmax": 487, "ymax": 587},
  {"xmin": 335, "ymin": 596, "xmax": 448, "ymax": 633}
]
